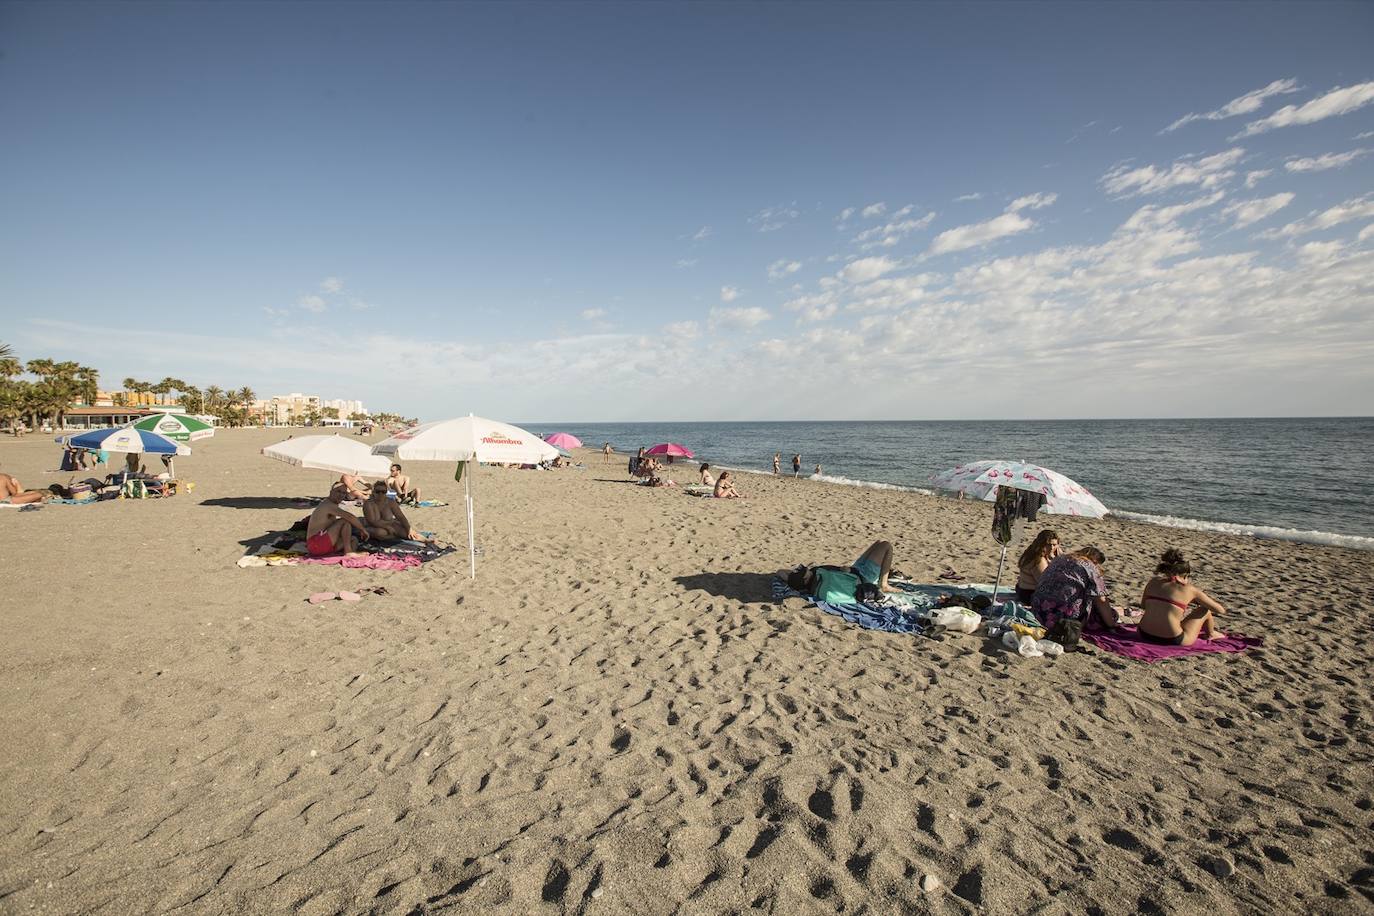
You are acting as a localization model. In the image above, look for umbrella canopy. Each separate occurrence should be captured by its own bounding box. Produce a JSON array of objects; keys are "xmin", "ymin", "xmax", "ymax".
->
[
  {"xmin": 372, "ymin": 415, "xmax": 559, "ymax": 465},
  {"xmin": 928, "ymin": 460, "xmax": 1108, "ymax": 518},
  {"xmin": 646, "ymin": 442, "xmax": 694, "ymax": 459},
  {"xmin": 129, "ymin": 413, "xmax": 215, "ymax": 442},
  {"xmin": 262, "ymin": 435, "xmax": 392, "ymax": 477},
  {"xmin": 61, "ymin": 426, "xmax": 189, "ymax": 456},
  {"xmin": 543, "ymin": 432, "xmax": 583, "ymax": 450}
]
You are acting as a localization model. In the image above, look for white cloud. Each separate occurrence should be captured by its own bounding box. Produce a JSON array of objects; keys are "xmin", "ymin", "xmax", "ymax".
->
[
  {"xmin": 675, "ymin": 258, "xmax": 698, "ymax": 269},
  {"xmin": 1357, "ymin": 131, "xmax": 1374, "ymax": 141},
  {"xmin": 1119, "ymin": 192, "xmax": 1224, "ymax": 233},
  {"xmin": 837, "ymin": 207, "xmax": 856, "ymax": 221},
  {"xmin": 691, "ymin": 226, "xmax": 711, "ymax": 241},
  {"xmin": 1008, "ymin": 192, "xmax": 1058, "ymax": 212},
  {"xmin": 708, "ymin": 306, "xmax": 771, "ymax": 331},
  {"xmin": 841, "ymin": 256, "xmax": 898, "ymax": 283},
  {"xmin": 665, "ymin": 321, "xmax": 699, "ymax": 340},
  {"xmin": 298, "ymin": 294, "xmax": 327, "ymax": 313},
  {"xmin": 1164, "ymin": 78, "xmax": 1299, "ymax": 132},
  {"xmin": 926, "ymin": 193, "xmax": 1057, "ymax": 256},
  {"xmin": 1359, "ymin": 224, "xmax": 1374, "ymax": 243},
  {"xmin": 767, "ymin": 259, "xmax": 802, "ymax": 280},
  {"xmin": 798, "ymin": 303, "xmax": 838, "ymax": 323},
  {"xmin": 720, "ymin": 286, "xmax": 740, "ymax": 302},
  {"xmin": 1224, "ymin": 193, "xmax": 1295, "ymax": 229},
  {"xmin": 320, "ymin": 277, "xmax": 343, "ymax": 294},
  {"xmin": 954, "ymin": 192, "xmax": 983, "ymax": 202},
  {"xmin": 580, "ymin": 308, "xmax": 606, "ymax": 320},
  {"xmin": 1235, "ymin": 81, "xmax": 1374, "ymax": 137},
  {"xmin": 750, "ymin": 205, "xmax": 800, "ymax": 232},
  {"xmin": 861, "ymin": 202, "xmax": 886, "ymax": 218},
  {"xmin": 1100, "ymin": 148, "xmax": 1245, "ymax": 197},
  {"xmin": 1245, "ymin": 170, "xmax": 1272, "ymax": 189},
  {"xmin": 1267, "ymin": 194, "xmax": 1374, "ymax": 238},
  {"xmin": 1284, "ymin": 149, "xmax": 1370, "ymax": 172},
  {"xmin": 853, "ymin": 211, "xmax": 937, "ymax": 249}
]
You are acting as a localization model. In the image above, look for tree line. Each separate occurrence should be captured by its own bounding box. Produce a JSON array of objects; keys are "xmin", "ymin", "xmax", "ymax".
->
[{"xmin": 0, "ymin": 341, "xmax": 415, "ymax": 432}]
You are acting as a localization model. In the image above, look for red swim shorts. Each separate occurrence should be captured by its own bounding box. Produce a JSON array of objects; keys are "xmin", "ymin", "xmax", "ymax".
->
[{"xmin": 306, "ymin": 530, "xmax": 337, "ymax": 556}]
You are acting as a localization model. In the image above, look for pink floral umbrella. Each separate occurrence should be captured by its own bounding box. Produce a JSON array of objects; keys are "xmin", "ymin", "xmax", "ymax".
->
[
  {"xmin": 928, "ymin": 460, "xmax": 1108, "ymax": 518},
  {"xmin": 645, "ymin": 443, "xmax": 695, "ymax": 459}
]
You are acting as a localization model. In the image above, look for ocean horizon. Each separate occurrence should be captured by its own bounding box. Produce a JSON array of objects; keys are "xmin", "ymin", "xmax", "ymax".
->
[{"xmin": 526, "ymin": 417, "xmax": 1374, "ymax": 549}]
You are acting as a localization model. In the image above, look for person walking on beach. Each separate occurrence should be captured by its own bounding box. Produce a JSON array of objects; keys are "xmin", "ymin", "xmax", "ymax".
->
[
  {"xmin": 792, "ymin": 454, "xmax": 801, "ymax": 477},
  {"xmin": 814, "ymin": 464, "xmax": 821, "ymax": 477},
  {"xmin": 602, "ymin": 442, "xmax": 613, "ymax": 464},
  {"xmin": 772, "ymin": 453, "xmax": 781, "ymax": 475}
]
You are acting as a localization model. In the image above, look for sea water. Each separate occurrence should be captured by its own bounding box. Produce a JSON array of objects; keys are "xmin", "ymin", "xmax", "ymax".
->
[{"xmin": 531, "ymin": 418, "xmax": 1374, "ymax": 549}]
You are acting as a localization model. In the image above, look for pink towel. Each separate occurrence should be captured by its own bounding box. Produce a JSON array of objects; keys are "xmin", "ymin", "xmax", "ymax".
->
[
  {"xmin": 295, "ymin": 554, "xmax": 422, "ymax": 571},
  {"xmin": 1083, "ymin": 624, "xmax": 1262, "ymax": 662}
]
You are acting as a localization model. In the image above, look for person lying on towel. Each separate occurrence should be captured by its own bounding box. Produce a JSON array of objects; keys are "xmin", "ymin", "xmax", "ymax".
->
[
  {"xmin": 786, "ymin": 540, "xmax": 897, "ymax": 601},
  {"xmin": 0, "ymin": 472, "xmax": 48, "ymax": 505},
  {"xmin": 307, "ymin": 484, "xmax": 371, "ymax": 556},
  {"xmin": 338, "ymin": 472, "xmax": 370, "ymax": 501},
  {"xmin": 363, "ymin": 481, "xmax": 433, "ymax": 543},
  {"xmin": 1136, "ymin": 548, "xmax": 1227, "ymax": 645}
]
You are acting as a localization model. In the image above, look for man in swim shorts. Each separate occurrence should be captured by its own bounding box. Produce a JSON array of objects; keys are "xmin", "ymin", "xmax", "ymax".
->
[
  {"xmin": 385, "ymin": 464, "xmax": 419, "ymax": 504},
  {"xmin": 306, "ymin": 484, "xmax": 370, "ymax": 555}
]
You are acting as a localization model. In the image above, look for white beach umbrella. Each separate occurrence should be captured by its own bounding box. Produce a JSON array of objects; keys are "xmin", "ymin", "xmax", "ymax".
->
[
  {"xmin": 262, "ymin": 434, "xmax": 392, "ymax": 477},
  {"xmin": 372, "ymin": 415, "xmax": 559, "ymax": 578}
]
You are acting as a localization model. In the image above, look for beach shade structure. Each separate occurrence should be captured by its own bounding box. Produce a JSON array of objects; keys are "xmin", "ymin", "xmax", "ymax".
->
[
  {"xmin": 543, "ymin": 432, "xmax": 583, "ymax": 450},
  {"xmin": 372, "ymin": 414, "xmax": 560, "ymax": 578},
  {"xmin": 128, "ymin": 413, "xmax": 215, "ymax": 443},
  {"xmin": 645, "ymin": 443, "xmax": 694, "ymax": 460},
  {"xmin": 928, "ymin": 460, "xmax": 1109, "ymax": 604},
  {"xmin": 60, "ymin": 426, "xmax": 191, "ymax": 476},
  {"xmin": 262, "ymin": 434, "xmax": 392, "ymax": 479}
]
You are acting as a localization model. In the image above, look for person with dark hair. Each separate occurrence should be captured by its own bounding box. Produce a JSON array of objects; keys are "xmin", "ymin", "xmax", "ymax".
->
[
  {"xmin": 1137, "ymin": 548, "xmax": 1227, "ymax": 645},
  {"xmin": 1015, "ymin": 529, "xmax": 1061, "ymax": 603},
  {"xmin": 713, "ymin": 471, "xmax": 743, "ymax": 498},
  {"xmin": 1031, "ymin": 546, "xmax": 1124, "ymax": 645},
  {"xmin": 792, "ymin": 453, "xmax": 802, "ymax": 477},
  {"xmin": 698, "ymin": 462, "xmax": 715, "ymax": 487}
]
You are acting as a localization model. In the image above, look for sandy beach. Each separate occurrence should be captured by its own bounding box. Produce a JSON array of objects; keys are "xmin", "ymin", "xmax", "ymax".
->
[{"xmin": 1, "ymin": 428, "xmax": 1371, "ymax": 914}]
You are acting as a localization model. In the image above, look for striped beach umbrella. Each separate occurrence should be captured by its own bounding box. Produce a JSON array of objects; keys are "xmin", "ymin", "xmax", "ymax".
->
[
  {"xmin": 62, "ymin": 426, "xmax": 189, "ymax": 456},
  {"xmin": 129, "ymin": 413, "xmax": 215, "ymax": 442}
]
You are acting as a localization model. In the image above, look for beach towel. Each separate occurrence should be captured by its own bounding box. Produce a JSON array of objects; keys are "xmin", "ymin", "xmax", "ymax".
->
[
  {"xmin": 772, "ymin": 577, "xmax": 930, "ymax": 635},
  {"xmin": 296, "ymin": 554, "xmax": 422, "ymax": 571},
  {"xmin": 414, "ymin": 499, "xmax": 449, "ymax": 507},
  {"xmin": 1082, "ymin": 624, "xmax": 1262, "ymax": 662}
]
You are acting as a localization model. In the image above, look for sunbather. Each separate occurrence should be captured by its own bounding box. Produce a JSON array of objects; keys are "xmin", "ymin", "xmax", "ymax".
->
[
  {"xmin": 1137, "ymin": 548, "xmax": 1226, "ymax": 645},
  {"xmin": 306, "ymin": 484, "xmax": 370, "ymax": 555},
  {"xmin": 386, "ymin": 464, "xmax": 419, "ymax": 504},
  {"xmin": 0, "ymin": 472, "xmax": 47, "ymax": 505},
  {"xmin": 363, "ymin": 481, "xmax": 431, "ymax": 542},
  {"xmin": 786, "ymin": 540, "xmax": 897, "ymax": 595},
  {"xmin": 338, "ymin": 472, "xmax": 369, "ymax": 501},
  {"xmin": 713, "ymin": 471, "xmax": 744, "ymax": 499},
  {"xmin": 699, "ymin": 462, "xmax": 715, "ymax": 486},
  {"xmin": 1015, "ymin": 529, "xmax": 1061, "ymax": 602},
  {"xmin": 1031, "ymin": 547, "xmax": 1124, "ymax": 637}
]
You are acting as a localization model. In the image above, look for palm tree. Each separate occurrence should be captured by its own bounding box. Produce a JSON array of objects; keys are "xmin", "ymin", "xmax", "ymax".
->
[
  {"xmin": 75, "ymin": 366, "xmax": 99, "ymax": 405},
  {"xmin": 0, "ymin": 342, "xmax": 13, "ymax": 361},
  {"xmin": 204, "ymin": 385, "xmax": 224, "ymax": 411},
  {"xmin": 180, "ymin": 385, "xmax": 203, "ymax": 415}
]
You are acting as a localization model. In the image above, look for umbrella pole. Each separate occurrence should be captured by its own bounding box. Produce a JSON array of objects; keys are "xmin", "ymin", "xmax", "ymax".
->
[
  {"xmin": 465, "ymin": 461, "xmax": 476, "ymax": 579},
  {"xmin": 991, "ymin": 543, "xmax": 1008, "ymax": 606}
]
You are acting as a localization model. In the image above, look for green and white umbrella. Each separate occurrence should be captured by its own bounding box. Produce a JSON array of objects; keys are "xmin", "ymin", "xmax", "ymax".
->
[{"xmin": 129, "ymin": 413, "xmax": 215, "ymax": 442}]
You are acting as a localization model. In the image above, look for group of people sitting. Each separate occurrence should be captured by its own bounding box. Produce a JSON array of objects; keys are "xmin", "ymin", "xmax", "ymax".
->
[
  {"xmin": 697, "ymin": 463, "xmax": 743, "ymax": 498},
  {"xmin": 629, "ymin": 450, "xmax": 745, "ymax": 498},
  {"xmin": 336, "ymin": 464, "xmax": 420, "ymax": 504},
  {"xmin": 1014, "ymin": 530, "xmax": 1227, "ymax": 646},
  {"xmin": 306, "ymin": 477, "xmax": 433, "ymax": 556}
]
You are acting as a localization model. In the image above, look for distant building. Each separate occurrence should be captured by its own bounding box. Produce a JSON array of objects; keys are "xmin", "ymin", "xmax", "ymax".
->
[
  {"xmin": 257, "ymin": 393, "xmax": 322, "ymax": 426},
  {"xmin": 322, "ymin": 398, "xmax": 367, "ymax": 419}
]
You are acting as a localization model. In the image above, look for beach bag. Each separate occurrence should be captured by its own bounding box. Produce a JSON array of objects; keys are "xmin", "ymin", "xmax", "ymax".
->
[
  {"xmin": 1047, "ymin": 618, "xmax": 1082, "ymax": 651},
  {"xmin": 121, "ymin": 479, "xmax": 147, "ymax": 499}
]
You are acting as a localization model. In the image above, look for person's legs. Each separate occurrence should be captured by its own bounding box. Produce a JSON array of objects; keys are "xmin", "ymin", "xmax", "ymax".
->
[
  {"xmin": 1179, "ymin": 608, "xmax": 1223, "ymax": 643},
  {"xmin": 855, "ymin": 540, "xmax": 894, "ymax": 590},
  {"xmin": 328, "ymin": 518, "xmax": 354, "ymax": 553},
  {"xmin": 4, "ymin": 490, "xmax": 46, "ymax": 505}
]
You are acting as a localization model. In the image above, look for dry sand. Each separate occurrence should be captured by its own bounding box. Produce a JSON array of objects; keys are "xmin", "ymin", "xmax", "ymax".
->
[{"xmin": 1, "ymin": 428, "xmax": 1372, "ymax": 914}]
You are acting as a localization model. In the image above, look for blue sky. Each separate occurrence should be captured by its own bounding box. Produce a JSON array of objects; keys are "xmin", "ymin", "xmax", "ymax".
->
[{"xmin": 2, "ymin": 1, "xmax": 1372, "ymax": 421}]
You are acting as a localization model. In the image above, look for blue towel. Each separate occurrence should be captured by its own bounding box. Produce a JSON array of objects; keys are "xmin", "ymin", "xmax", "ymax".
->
[{"xmin": 772, "ymin": 578, "xmax": 930, "ymax": 635}]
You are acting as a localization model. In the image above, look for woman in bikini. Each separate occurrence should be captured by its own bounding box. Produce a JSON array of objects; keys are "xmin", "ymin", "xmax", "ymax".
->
[
  {"xmin": 1137, "ymin": 548, "xmax": 1226, "ymax": 645},
  {"xmin": 698, "ymin": 462, "xmax": 715, "ymax": 486},
  {"xmin": 1015, "ymin": 529, "xmax": 1060, "ymax": 603}
]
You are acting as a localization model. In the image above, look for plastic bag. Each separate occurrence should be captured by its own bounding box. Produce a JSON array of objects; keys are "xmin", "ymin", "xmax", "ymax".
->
[
  {"xmin": 1001, "ymin": 631, "xmax": 1044, "ymax": 657},
  {"xmin": 931, "ymin": 607, "xmax": 982, "ymax": 634}
]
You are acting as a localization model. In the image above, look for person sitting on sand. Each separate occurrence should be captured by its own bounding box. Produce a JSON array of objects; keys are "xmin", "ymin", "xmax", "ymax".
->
[
  {"xmin": 1015, "ymin": 529, "xmax": 1061, "ymax": 603},
  {"xmin": 306, "ymin": 484, "xmax": 370, "ymax": 556},
  {"xmin": 363, "ymin": 481, "xmax": 431, "ymax": 543},
  {"xmin": 338, "ymin": 472, "xmax": 369, "ymax": 501},
  {"xmin": 1137, "ymin": 548, "xmax": 1226, "ymax": 645},
  {"xmin": 699, "ymin": 462, "xmax": 715, "ymax": 486},
  {"xmin": 1031, "ymin": 547, "xmax": 1125, "ymax": 637},
  {"xmin": 386, "ymin": 464, "xmax": 419, "ymax": 504},
  {"xmin": 713, "ymin": 471, "xmax": 744, "ymax": 499},
  {"xmin": 0, "ymin": 471, "xmax": 48, "ymax": 505}
]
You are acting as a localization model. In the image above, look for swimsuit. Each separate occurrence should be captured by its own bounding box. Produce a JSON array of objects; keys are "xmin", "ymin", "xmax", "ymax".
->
[
  {"xmin": 852, "ymin": 557, "xmax": 881, "ymax": 585},
  {"xmin": 1136, "ymin": 628, "xmax": 1187, "ymax": 646},
  {"xmin": 1015, "ymin": 585, "xmax": 1035, "ymax": 603},
  {"xmin": 306, "ymin": 531, "xmax": 337, "ymax": 556},
  {"xmin": 1142, "ymin": 592, "xmax": 1190, "ymax": 610}
]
